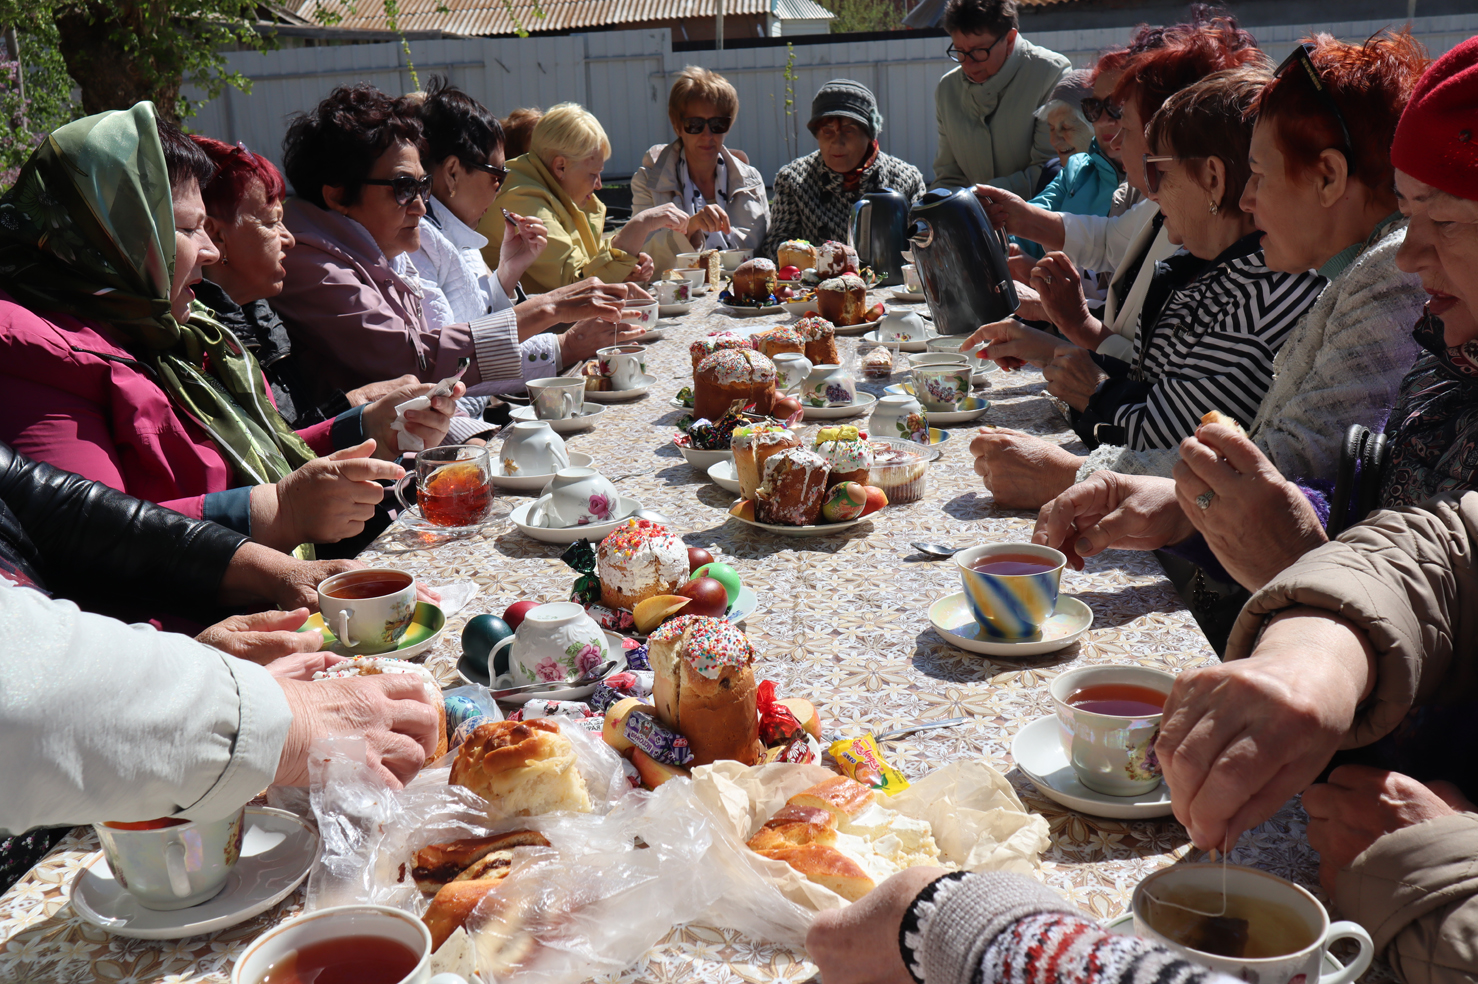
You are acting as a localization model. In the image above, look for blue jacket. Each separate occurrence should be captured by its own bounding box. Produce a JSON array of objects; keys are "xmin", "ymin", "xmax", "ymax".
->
[{"xmin": 1015, "ymin": 139, "xmax": 1121, "ymax": 259}]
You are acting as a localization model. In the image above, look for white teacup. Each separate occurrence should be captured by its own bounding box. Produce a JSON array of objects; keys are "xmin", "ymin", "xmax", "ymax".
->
[
  {"xmin": 901, "ymin": 263, "xmax": 921, "ymax": 290},
  {"xmin": 721, "ymin": 248, "xmax": 754, "ymax": 271},
  {"xmin": 675, "ymin": 251, "xmax": 703, "ymax": 268},
  {"xmin": 801, "ymin": 364, "xmax": 856, "ymax": 408},
  {"xmin": 317, "ymin": 568, "xmax": 417, "ymax": 655},
  {"xmin": 597, "ymin": 344, "xmax": 647, "ymax": 391},
  {"xmin": 909, "ymin": 351, "xmax": 969, "ymax": 369},
  {"xmin": 620, "ymin": 298, "xmax": 659, "ymax": 329},
  {"xmin": 772, "ymin": 353, "xmax": 814, "ymax": 394},
  {"xmin": 676, "ymin": 268, "xmax": 706, "ymax": 291},
  {"xmin": 871, "ymin": 393, "xmax": 929, "ymax": 444},
  {"xmin": 489, "ymin": 601, "xmax": 611, "ymax": 686},
  {"xmin": 498, "ymin": 420, "xmax": 568, "ymax": 477},
  {"xmin": 538, "ymin": 467, "xmax": 622, "ymax": 528},
  {"xmin": 1132, "ymin": 863, "xmax": 1374, "ymax": 984},
  {"xmin": 1050, "ymin": 664, "xmax": 1173, "ymax": 796},
  {"xmin": 912, "ymin": 362, "xmax": 973, "ymax": 411},
  {"xmin": 95, "ymin": 808, "xmax": 245, "ymax": 911},
  {"xmin": 527, "ymin": 376, "xmax": 585, "ymax": 421},
  {"xmin": 879, "ymin": 309, "xmax": 929, "ymax": 342},
  {"xmin": 231, "ymin": 904, "xmax": 468, "ymax": 984},
  {"xmin": 655, "ymin": 280, "xmax": 690, "ymax": 305}
]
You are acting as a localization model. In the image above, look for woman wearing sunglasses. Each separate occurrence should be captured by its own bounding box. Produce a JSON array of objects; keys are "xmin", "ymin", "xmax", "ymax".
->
[{"xmin": 630, "ymin": 66, "xmax": 770, "ymax": 278}]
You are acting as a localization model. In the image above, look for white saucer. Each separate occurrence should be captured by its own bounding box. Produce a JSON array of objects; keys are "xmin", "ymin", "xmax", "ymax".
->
[
  {"xmin": 457, "ymin": 630, "xmax": 630, "ymax": 702},
  {"xmin": 860, "ymin": 330, "xmax": 936, "ymax": 353},
  {"xmin": 718, "ymin": 302, "xmax": 786, "ymax": 317},
  {"xmin": 508, "ymin": 403, "xmax": 607, "ymax": 433},
  {"xmin": 889, "ymin": 287, "xmax": 928, "ymax": 302},
  {"xmin": 781, "ymin": 298, "xmax": 820, "ymax": 317},
  {"xmin": 801, "ymin": 392, "xmax": 877, "ymax": 420},
  {"xmin": 726, "ymin": 499, "xmax": 870, "ymax": 537},
  {"xmin": 707, "ymin": 459, "xmax": 741, "ymax": 493},
  {"xmin": 880, "ymin": 390, "xmax": 991, "ymax": 425},
  {"xmin": 832, "ymin": 316, "xmax": 884, "ymax": 337},
  {"xmin": 70, "ymin": 807, "xmax": 317, "ymax": 939},
  {"xmin": 677, "ymin": 444, "xmax": 734, "ymax": 469},
  {"xmin": 631, "ymin": 327, "xmax": 665, "ymax": 342},
  {"xmin": 583, "ymin": 373, "xmax": 658, "ymax": 402},
  {"xmin": 1012, "ymin": 714, "xmax": 1173, "ymax": 819},
  {"xmin": 509, "ymin": 494, "xmax": 643, "ymax": 544},
  {"xmin": 929, "ymin": 592, "xmax": 1092, "ymax": 656},
  {"xmin": 491, "ymin": 452, "xmax": 594, "ymax": 492},
  {"xmin": 395, "ymin": 502, "xmax": 509, "ymax": 536},
  {"xmin": 657, "ymin": 303, "xmax": 692, "ymax": 317}
]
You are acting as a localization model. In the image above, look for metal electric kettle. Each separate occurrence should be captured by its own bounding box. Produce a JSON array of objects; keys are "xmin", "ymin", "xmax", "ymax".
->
[
  {"xmin": 847, "ymin": 187, "xmax": 912, "ymax": 286},
  {"xmin": 906, "ymin": 187, "xmax": 1018, "ymax": 335}
]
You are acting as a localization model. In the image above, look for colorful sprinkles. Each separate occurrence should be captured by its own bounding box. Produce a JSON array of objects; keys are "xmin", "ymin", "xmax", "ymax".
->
[{"xmin": 649, "ymin": 614, "xmax": 756, "ymax": 678}]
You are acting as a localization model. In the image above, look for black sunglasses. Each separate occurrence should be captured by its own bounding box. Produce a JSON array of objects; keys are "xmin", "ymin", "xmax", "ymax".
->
[
  {"xmin": 467, "ymin": 160, "xmax": 509, "ymax": 183},
  {"xmin": 1273, "ymin": 42, "xmax": 1357, "ymax": 170},
  {"xmin": 1080, "ymin": 97, "xmax": 1123, "ymax": 123},
  {"xmin": 682, "ymin": 116, "xmax": 732, "ymax": 135},
  {"xmin": 946, "ymin": 31, "xmax": 1008, "ymax": 64},
  {"xmin": 363, "ymin": 173, "xmax": 433, "ymax": 206}
]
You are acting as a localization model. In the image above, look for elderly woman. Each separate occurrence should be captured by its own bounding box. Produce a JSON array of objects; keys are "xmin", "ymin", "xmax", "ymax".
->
[
  {"xmin": 630, "ymin": 66, "xmax": 770, "ymax": 276},
  {"xmin": 1015, "ymin": 70, "xmax": 1116, "ymax": 264},
  {"xmin": 0, "ymin": 104, "xmax": 450, "ymax": 554},
  {"xmin": 482, "ymin": 102, "xmax": 690, "ymax": 291},
  {"xmin": 274, "ymin": 86, "xmax": 642, "ymax": 407},
  {"xmin": 761, "ymin": 80, "xmax": 925, "ymax": 258}
]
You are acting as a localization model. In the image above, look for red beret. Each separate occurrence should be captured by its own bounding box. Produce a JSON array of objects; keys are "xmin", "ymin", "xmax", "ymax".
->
[{"xmin": 1392, "ymin": 37, "xmax": 1478, "ymax": 200}]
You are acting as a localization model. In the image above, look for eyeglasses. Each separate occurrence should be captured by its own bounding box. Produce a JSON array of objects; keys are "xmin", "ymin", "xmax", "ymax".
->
[
  {"xmin": 816, "ymin": 119, "xmax": 866, "ymax": 140},
  {"xmin": 1273, "ymin": 41, "xmax": 1357, "ymax": 170},
  {"xmin": 946, "ymin": 31, "xmax": 1008, "ymax": 64},
  {"xmin": 1080, "ymin": 97, "xmax": 1123, "ymax": 123},
  {"xmin": 1142, "ymin": 154, "xmax": 1208, "ymax": 195},
  {"xmin": 682, "ymin": 116, "xmax": 732, "ymax": 135},
  {"xmin": 362, "ymin": 173, "xmax": 433, "ymax": 206},
  {"xmin": 467, "ymin": 160, "xmax": 509, "ymax": 184}
]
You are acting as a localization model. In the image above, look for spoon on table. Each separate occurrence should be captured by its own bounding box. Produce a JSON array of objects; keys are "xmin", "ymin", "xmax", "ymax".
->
[
  {"xmin": 491, "ymin": 659, "xmax": 619, "ymax": 698},
  {"xmin": 911, "ymin": 541, "xmax": 963, "ymax": 558}
]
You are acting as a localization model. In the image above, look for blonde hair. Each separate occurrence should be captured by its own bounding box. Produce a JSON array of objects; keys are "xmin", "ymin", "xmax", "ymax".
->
[
  {"xmin": 667, "ymin": 66, "xmax": 739, "ymax": 130},
  {"xmin": 531, "ymin": 103, "xmax": 611, "ymax": 167}
]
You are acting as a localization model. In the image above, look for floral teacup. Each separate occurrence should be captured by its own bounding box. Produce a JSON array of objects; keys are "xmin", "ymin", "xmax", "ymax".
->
[
  {"xmin": 538, "ymin": 467, "xmax": 623, "ymax": 528},
  {"xmin": 488, "ymin": 601, "xmax": 611, "ymax": 687},
  {"xmin": 499, "ymin": 420, "xmax": 569, "ymax": 476},
  {"xmin": 911, "ymin": 364, "xmax": 972, "ymax": 411},
  {"xmin": 871, "ymin": 394, "xmax": 929, "ymax": 444},
  {"xmin": 801, "ymin": 364, "xmax": 857, "ymax": 408}
]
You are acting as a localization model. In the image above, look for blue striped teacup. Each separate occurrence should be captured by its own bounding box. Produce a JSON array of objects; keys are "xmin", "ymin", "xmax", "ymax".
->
[{"xmin": 954, "ymin": 544, "xmax": 1065, "ymax": 639}]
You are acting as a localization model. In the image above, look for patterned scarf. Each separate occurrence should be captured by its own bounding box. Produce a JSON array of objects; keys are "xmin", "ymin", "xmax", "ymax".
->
[
  {"xmin": 677, "ymin": 150, "xmax": 732, "ymax": 250},
  {"xmin": 840, "ymin": 140, "xmax": 880, "ymax": 192},
  {"xmin": 1378, "ymin": 307, "xmax": 1478, "ymax": 508},
  {"xmin": 0, "ymin": 103, "xmax": 317, "ymax": 489}
]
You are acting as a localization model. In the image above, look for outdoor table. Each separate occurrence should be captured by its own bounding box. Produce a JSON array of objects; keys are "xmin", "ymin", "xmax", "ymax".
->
[{"xmin": 0, "ymin": 292, "xmax": 1326, "ymax": 984}]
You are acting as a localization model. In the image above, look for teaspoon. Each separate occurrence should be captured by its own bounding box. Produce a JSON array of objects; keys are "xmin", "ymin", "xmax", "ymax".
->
[{"xmin": 911, "ymin": 541, "xmax": 962, "ymax": 558}]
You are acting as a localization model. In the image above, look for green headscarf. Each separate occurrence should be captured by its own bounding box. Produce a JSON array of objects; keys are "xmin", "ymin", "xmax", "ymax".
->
[{"xmin": 0, "ymin": 101, "xmax": 317, "ymax": 488}]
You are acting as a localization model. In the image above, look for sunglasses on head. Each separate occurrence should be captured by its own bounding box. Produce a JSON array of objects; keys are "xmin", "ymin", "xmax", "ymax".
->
[
  {"xmin": 1273, "ymin": 41, "xmax": 1357, "ymax": 169},
  {"xmin": 682, "ymin": 116, "xmax": 732, "ymax": 135},
  {"xmin": 362, "ymin": 173, "xmax": 433, "ymax": 206},
  {"xmin": 1080, "ymin": 97, "xmax": 1123, "ymax": 123}
]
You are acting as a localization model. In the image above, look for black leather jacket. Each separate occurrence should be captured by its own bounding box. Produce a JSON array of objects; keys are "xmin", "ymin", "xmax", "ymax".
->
[{"xmin": 0, "ymin": 443, "xmax": 248, "ymax": 619}]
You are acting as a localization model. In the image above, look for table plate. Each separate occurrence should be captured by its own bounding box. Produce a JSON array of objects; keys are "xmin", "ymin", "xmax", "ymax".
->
[
  {"xmin": 802, "ymin": 392, "xmax": 877, "ymax": 420},
  {"xmin": 726, "ymin": 499, "xmax": 870, "ymax": 537},
  {"xmin": 631, "ymin": 327, "xmax": 665, "ymax": 342},
  {"xmin": 1012, "ymin": 714, "xmax": 1175, "ymax": 819},
  {"xmin": 509, "ymin": 494, "xmax": 644, "ymax": 544},
  {"xmin": 508, "ymin": 403, "xmax": 607, "ymax": 433},
  {"xmin": 831, "ymin": 316, "xmax": 883, "ymax": 336},
  {"xmin": 69, "ymin": 808, "xmax": 317, "ymax": 940},
  {"xmin": 491, "ymin": 452, "xmax": 594, "ymax": 492},
  {"xmin": 301, "ymin": 601, "xmax": 447, "ymax": 659},
  {"xmin": 780, "ymin": 298, "xmax": 820, "ymax": 317},
  {"xmin": 879, "ymin": 391, "xmax": 991, "ymax": 425},
  {"xmin": 707, "ymin": 459, "xmax": 741, "ymax": 493},
  {"xmin": 929, "ymin": 592, "xmax": 1091, "ymax": 656},
  {"xmin": 860, "ymin": 330, "xmax": 936, "ymax": 353},
  {"xmin": 888, "ymin": 287, "xmax": 928, "ymax": 302},
  {"xmin": 457, "ymin": 630, "xmax": 629, "ymax": 703},
  {"xmin": 657, "ymin": 303, "xmax": 692, "ymax": 317},
  {"xmin": 583, "ymin": 373, "xmax": 658, "ymax": 402},
  {"xmin": 718, "ymin": 302, "xmax": 786, "ymax": 317},
  {"xmin": 676, "ymin": 444, "xmax": 733, "ymax": 469}
]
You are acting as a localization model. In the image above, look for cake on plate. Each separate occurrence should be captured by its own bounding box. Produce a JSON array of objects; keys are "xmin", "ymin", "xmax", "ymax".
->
[
  {"xmin": 731, "ymin": 422, "xmax": 802, "ymax": 501},
  {"xmin": 694, "ymin": 349, "xmax": 776, "ymax": 421},
  {"xmin": 815, "ymin": 241, "xmax": 859, "ymax": 278},
  {"xmin": 816, "ymin": 274, "xmax": 868, "ymax": 326},
  {"xmin": 755, "ymin": 447, "xmax": 830, "ymax": 526},
  {"xmin": 648, "ymin": 615, "xmax": 762, "ymax": 766},
  {"xmin": 794, "ymin": 316, "xmax": 839, "ymax": 364},
  {"xmin": 596, "ymin": 518, "xmax": 688, "ymax": 610},
  {"xmin": 778, "ymin": 240, "xmax": 819, "ymax": 272}
]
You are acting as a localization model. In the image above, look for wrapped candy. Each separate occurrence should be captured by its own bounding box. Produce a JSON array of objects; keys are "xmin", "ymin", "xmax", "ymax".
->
[
  {"xmin": 624, "ymin": 709, "xmax": 693, "ymax": 766},
  {"xmin": 589, "ymin": 670, "xmax": 652, "ymax": 713},
  {"xmin": 756, "ymin": 680, "xmax": 805, "ymax": 747},
  {"xmin": 829, "ymin": 734, "xmax": 910, "ymax": 795},
  {"xmin": 677, "ymin": 399, "xmax": 751, "ymax": 451},
  {"xmin": 560, "ymin": 540, "xmax": 601, "ymax": 607},
  {"xmin": 624, "ymin": 642, "xmax": 651, "ymax": 672},
  {"xmin": 511, "ymin": 700, "xmax": 598, "ymax": 721}
]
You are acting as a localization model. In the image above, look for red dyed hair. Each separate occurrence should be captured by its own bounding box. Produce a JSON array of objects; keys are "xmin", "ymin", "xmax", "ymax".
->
[
  {"xmin": 1254, "ymin": 31, "xmax": 1429, "ymax": 195},
  {"xmin": 1091, "ymin": 23, "xmax": 1172, "ymax": 83},
  {"xmin": 191, "ymin": 135, "xmax": 287, "ymax": 220},
  {"xmin": 1111, "ymin": 13, "xmax": 1267, "ymax": 123}
]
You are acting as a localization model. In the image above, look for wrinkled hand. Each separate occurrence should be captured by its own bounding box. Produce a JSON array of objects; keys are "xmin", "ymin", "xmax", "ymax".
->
[
  {"xmin": 267, "ymin": 558, "xmax": 362, "ymax": 611},
  {"xmin": 360, "ymin": 380, "xmax": 465, "ymax": 457},
  {"xmin": 498, "ymin": 211, "xmax": 549, "ymax": 293},
  {"xmin": 626, "ymin": 252, "xmax": 656, "ymax": 284},
  {"xmin": 273, "ymin": 672, "xmax": 440, "ymax": 788},
  {"xmin": 686, "ymin": 204, "xmax": 731, "ymax": 237},
  {"xmin": 256, "ymin": 440, "xmax": 402, "ymax": 551},
  {"xmin": 196, "ymin": 608, "xmax": 323, "ymax": 665},
  {"xmin": 1304, "ymin": 766, "xmax": 1470, "ymax": 896},
  {"xmin": 956, "ymin": 318, "xmax": 1057, "ymax": 370},
  {"xmin": 1157, "ymin": 609, "xmax": 1376, "ymax": 849},
  {"xmin": 807, "ymin": 867, "xmax": 948, "ymax": 984},
  {"xmin": 634, "ymin": 202, "xmax": 690, "ymax": 236},
  {"xmin": 1030, "ymin": 253, "xmax": 1093, "ymax": 340},
  {"xmin": 537, "ymin": 277, "xmax": 631, "ymax": 325},
  {"xmin": 344, "ymin": 373, "xmax": 422, "ymax": 408},
  {"xmin": 264, "ymin": 650, "xmax": 349, "ymax": 681},
  {"xmin": 1033, "ymin": 472, "xmax": 1193, "ymax": 569},
  {"xmin": 973, "ymin": 184, "xmax": 1030, "ymax": 232},
  {"xmin": 969, "ymin": 427, "xmax": 1084, "ymax": 511},
  {"xmin": 1012, "ymin": 281, "xmax": 1048, "ymax": 323},
  {"xmin": 559, "ymin": 316, "xmax": 648, "ymax": 363},
  {"xmin": 1007, "ymin": 242, "xmax": 1035, "ymax": 283},
  {"xmin": 1041, "ymin": 344, "xmax": 1104, "ymax": 412},
  {"xmin": 1172, "ymin": 423, "xmax": 1328, "ymax": 591}
]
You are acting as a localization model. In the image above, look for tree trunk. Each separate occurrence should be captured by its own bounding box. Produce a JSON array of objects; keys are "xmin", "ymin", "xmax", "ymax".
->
[{"xmin": 52, "ymin": 2, "xmax": 182, "ymax": 120}]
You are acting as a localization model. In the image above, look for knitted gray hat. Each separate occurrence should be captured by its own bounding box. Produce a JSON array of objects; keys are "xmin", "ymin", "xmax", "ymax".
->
[{"xmin": 807, "ymin": 79, "xmax": 883, "ymax": 138}]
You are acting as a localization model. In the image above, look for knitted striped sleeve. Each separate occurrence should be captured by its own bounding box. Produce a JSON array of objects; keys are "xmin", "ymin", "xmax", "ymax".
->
[{"xmin": 979, "ymin": 912, "xmax": 1238, "ymax": 984}]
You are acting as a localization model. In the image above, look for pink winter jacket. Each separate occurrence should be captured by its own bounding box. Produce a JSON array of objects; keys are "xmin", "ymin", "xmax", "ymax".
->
[{"xmin": 0, "ymin": 290, "xmax": 335, "ymax": 521}]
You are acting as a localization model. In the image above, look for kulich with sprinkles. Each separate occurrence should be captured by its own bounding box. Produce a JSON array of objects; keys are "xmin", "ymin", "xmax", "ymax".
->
[
  {"xmin": 694, "ymin": 348, "xmax": 776, "ymax": 422},
  {"xmin": 648, "ymin": 615, "xmax": 762, "ymax": 766},
  {"xmin": 778, "ymin": 240, "xmax": 819, "ymax": 272},
  {"xmin": 596, "ymin": 519, "xmax": 688, "ymax": 611},
  {"xmin": 689, "ymin": 331, "xmax": 753, "ymax": 371},
  {"xmin": 752, "ymin": 326, "xmax": 805, "ymax": 359},
  {"xmin": 794, "ymin": 316, "xmax": 839, "ymax": 364},
  {"xmin": 731, "ymin": 422, "xmax": 802, "ymax": 501},
  {"xmin": 814, "ymin": 426, "xmax": 873, "ymax": 487}
]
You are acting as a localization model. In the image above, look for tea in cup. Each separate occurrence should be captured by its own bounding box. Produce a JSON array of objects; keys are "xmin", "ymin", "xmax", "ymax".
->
[
  {"xmin": 486, "ymin": 601, "xmax": 611, "ymax": 686},
  {"xmin": 655, "ymin": 280, "xmax": 690, "ymax": 305},
  {"xmin": 771, "ymin": 353, "xmax": 813, "ymax": 394},
  {"xmin": 394, "ymin": 445, "xmax": 494, "ymax": 529},
  {"xmin": 95, "ymin": 807, "xmax": 245, "ymax": 910},
  {"xmin": 596, "ymin": 344, "xmax": 647, "ymax": 391},
  {"xmin": 231, "ymin": 903, "xmax": 468, "ymax": 984},
  {"xmin": 538, "ymin": 467, "xmax": 622, "ymax": 528},
  {"xmin": 620, "ymin": 298, "xmax": 659, "ymax": 330},
  {"xmin": 317, "ymin": 568, "xmax": 418, "ymax": 654},
  {"xmin": 954, "ymin": 543, "xmax": 1064, "ymax": 641},
  {"xmin": 498, "ymin": 420, "xmax": 569, "ymax": 476},
  {"xmin": 801, "ymin": 364, "xmax": 856, "ymax": 408},
  {"xmin": 527, "ymin": 376, "xmax": 585, "ymax": 421},
  {"xmin": 1131, "ymin": 863, "xmax": 1373, "ymax": 984},
  {"xmin": 901, "ymin": 263, "xmax": 921, "ymax": 291},
  {"xmin": 912, "ymin": 363, "xmax": 973, "ymax": 411},
  {"xmin": 1049, "ymin": 663, "xmax": 1172, "ymax": 796}
]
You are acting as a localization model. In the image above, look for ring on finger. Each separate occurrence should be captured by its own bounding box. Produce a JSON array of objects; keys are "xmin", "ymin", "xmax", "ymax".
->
[
  {"xmin": 1195, "ymin": 490, "xmax": 1216, "ymax": 511},
  {"xmin": 1042, "ymin": 274, "xmax": 1054, "ymax": 284}
]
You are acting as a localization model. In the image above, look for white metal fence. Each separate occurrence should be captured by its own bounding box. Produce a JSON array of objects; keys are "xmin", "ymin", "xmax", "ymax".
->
[{"xmin": 188, "ymin": 12, "xmax": 1478, "ymax": 187}]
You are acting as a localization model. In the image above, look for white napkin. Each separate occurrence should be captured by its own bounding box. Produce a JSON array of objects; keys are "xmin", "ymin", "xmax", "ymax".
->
[
  {"xmin": 424, "ymin": 580, "xmax": 479, "ymax": 618},
  {"xmin": 390, "ymin": 394, "xmax": 433, "ymax": 452}
]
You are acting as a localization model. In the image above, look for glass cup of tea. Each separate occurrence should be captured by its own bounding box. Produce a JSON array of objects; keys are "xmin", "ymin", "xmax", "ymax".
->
[
  {"xmin": 230, "ymin": 903, "xmax": 470, "ymax": 984},
  {"xmin": 316, "ymin": 568, "xmax": 418, "ymax": 655},
  {"xmin": 953, "ymin": 543, "xmax": 1065, "ymax": 639},
  {"xmin": 1049, "ymin": 663, "xmax": 1174, "ymax": 796},
  {"xmin": 394, "ymin": 444, "xmax": 495, "ymax": 530},
  {"xmin": 1131, "ymin": 863, "xmax": 1374, "ymax": 984},
  {"xmin": 94, "ymin": 807, "xmax": 245, "ymax": 910}
]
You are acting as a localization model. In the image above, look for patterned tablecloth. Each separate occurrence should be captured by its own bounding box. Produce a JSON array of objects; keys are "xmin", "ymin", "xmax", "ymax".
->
[{"xmin": 0, "ymin": 294, "xmax": 1326, "ymax": 984}]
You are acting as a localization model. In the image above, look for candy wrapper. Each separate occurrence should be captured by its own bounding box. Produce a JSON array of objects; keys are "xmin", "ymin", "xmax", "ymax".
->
[
  {"xmin": 560, "ymin": 540, "xmax": 602, "ymax": 606},
  {"xmin": 624, "ymin": 642, "xmax": 651, "ymax": 671},
  {"xmin": 762, "ymin": 733, "xmax": 821, "ymax": 765},
  {"xmin": 510, "ymin": 700, "xmax": 597, "ymax": 721},
  {"xmin": 624, "ymin": 709, "xmax": 693, "ymax": 766},
  {"xmin": 589, "ymin": 670, "xmax": 653, "ymax": 713},
  {"xmin": 676, "ymin": 400, "xmax": 750, "ymax": 450},
  {"xmin": 829, "ymin": 734, "xmax": 910, "ymax": 795},
  {"xmin": 586, "ymin": 603, "xmax": 635, "ymax": 633},
  {"xmin": 755, "ymin": 680, "xmax": 804, "ymax": 747}
]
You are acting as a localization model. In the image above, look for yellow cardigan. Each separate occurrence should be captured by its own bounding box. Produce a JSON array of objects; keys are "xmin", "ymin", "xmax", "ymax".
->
[{"xmin": 478, "ymin": 153, "xmax": 638, "ymax": 293}]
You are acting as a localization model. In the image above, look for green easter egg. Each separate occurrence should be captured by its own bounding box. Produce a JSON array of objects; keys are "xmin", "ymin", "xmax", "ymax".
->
[
  {"xmin": 461, "ymin": 614, "xmax": 513, "ymax": 674},
  {"xmin": 691, "ymin": 562, "xmax": 742, "ymax": 608}
]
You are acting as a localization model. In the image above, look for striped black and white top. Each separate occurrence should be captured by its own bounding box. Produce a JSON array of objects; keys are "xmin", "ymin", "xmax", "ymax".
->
[{"xmin": 1096, "ymin": 239, "xmax": 1325, "ymax": 450}]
